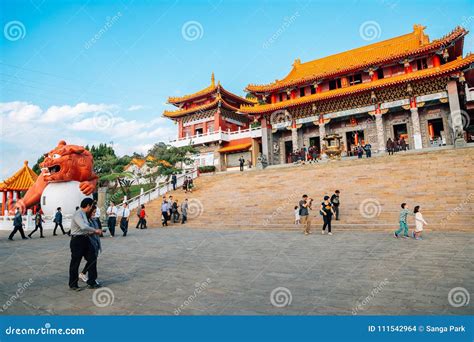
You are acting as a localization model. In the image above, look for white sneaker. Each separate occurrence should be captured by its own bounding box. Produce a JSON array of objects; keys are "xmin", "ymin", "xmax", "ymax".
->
[
  {"xmin": 79, "ymin": 273, "xmax": 88, "ymax": 282},
  {"xmin": 321, "ymin": 231, "xmax": 325, "ymax": 235},
  {"xmin": 328, "ymin": 232, "xmax": 333, "ymax": 236}
]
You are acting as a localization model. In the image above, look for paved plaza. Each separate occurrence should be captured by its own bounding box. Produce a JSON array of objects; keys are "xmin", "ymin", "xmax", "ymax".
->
[{"xmin": 0, "ymin": 228, "xmax": 472, "ymax": 315}]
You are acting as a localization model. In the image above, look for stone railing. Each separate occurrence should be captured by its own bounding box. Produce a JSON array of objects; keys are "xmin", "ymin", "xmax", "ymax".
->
[{"xmin": 169, "ymin": 126, "xmax": 262, "ymax": 147}]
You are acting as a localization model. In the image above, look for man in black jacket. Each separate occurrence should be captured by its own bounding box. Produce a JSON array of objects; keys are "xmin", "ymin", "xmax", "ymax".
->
[
  {"xmin": 330, "ymin": 190, "xmax": 341, "ymax": 221},
  {"xmin": 9, "ymin": 208, "xmax": 27, "ymax": 240}
]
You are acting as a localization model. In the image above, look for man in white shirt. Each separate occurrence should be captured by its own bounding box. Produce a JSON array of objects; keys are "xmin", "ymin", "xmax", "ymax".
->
[
  {"xmin": 118, "ymin": 203, "xmax": 130, "ymax": 237},
  {"xmin": 106, "ymin": 202, "xmax": 117, "ymax": 237}
]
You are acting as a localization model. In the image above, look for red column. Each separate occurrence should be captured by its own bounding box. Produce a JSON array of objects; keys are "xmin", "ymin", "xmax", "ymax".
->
[
  {"xmin": 371, "ymin": 72, "xmax": 379, "ymax": 82},
  {"xmin": 432, "ymin": 55, "xmax": 441, "ymax": 67},
  {"xmin": 404, "ymin": 61, "xmax": 413, "ymax": 74},
  {"xmin": 410, "ymin": 97, "xmax": 417, "ymax": 109},
  {"xmin": 271, "ymin": 94, "xmax": 276, "ymax": 103},
  {"xmin": 214, "ymin": 109, "xmax": 222, "ymax": 131},
  {"xmin": 190, "ymin": 124, "xmax": 196, "ymax": 136},
  {"xmin": 260, "ymin": 116, "xmax": 269, "ymax": 128},
  {"xmin": 202, "ymin": 121, "xmax": 207, "ymax": 134},
  {"xmin": 1, "ymin": 191, "xmax": 6, "ymax": 215},
  {"xmin": 178, "ymin": 119, "xmax": 183, "ymax": 138},
  {"xmin": 291, "ymin": 90, "xmax": 297, "ymax": 99},
  {"xmin": 316, "ymin": 85, "xmax": 322, "ymax": 93}
]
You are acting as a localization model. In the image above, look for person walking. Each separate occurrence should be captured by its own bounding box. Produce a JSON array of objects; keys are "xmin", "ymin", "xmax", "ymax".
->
[
  {"xmin": 181, "ymin": 199, "xmax": 188, "ymax": 224},
  {"xmin": 320, "ymin": 196, "xmax": 335, "ymax": 235},
  {"xmin": 171, "ymin": 173, "xmax": 177, "ymax": 191},
  {"xmin": 53, "ymin": 207, "xmax": 66, "ymax": 236},
  {"xmin": 394, "ymin": 203, "xmax": 411, "ymax": 238},
  {"xmin": 299, "ymin": 194, "xmax": 312, "ymax": 235},
  {"xmin": 357, "ymin": 145, "xmax": 364, "ymax": 159},
  {"xmin": 106, "ymin": 202, "xmax": 117, "ymax": 237},
  {"xmin": 400, "ymin": 137, "xmax": 407, "ymax": 151},
  {"xmin": 413, "ymin": 205, "xmax": 427, "ymax": 240},
  {"xmin": 136, "ymin": 204, "xmax": 147, "ymax": 229},
  {"xmin": 28, "ymin": 210, "xmax": 45, "ymax": 238},
  {"xmin": 330, "ymin": 190, "xmax": 341, "ymax": 221},
  {"xmin": 69, "ymin": 198, "xmax": 102, "ymax": 290},
  {"xmin": 8, "ymin": 207, "xmax": 27, "ymax": 240},
  {"xmin": 364, "ymin": 143, "xmax": 372, "ymax": 158},
  {"xmin": 79, "ymin": 204, "xmax": 102, "ymax": 284},
  {"xmin": 172, "ymin": 200, "xmax": 180, "ymax": 223},
  {"xmin": 187, "ymin": 178, "xmax": 194, "ymax": 193},
  {"xmin": 386, "ymin": 138, "xmax": 394, "ymax": 155},
  {"xmin": 239, "ymin": 156, "xmax": 245, "ymax": 171},
  {"xmin": 118, "ymin": 203, "xmax": 130, "ymax": 237},
  {"xmin": 161, "ymin": 198, "xmax": 169, "ymax": 227},
  {"xmin": 183, "ymin": 177, "xmax": 188, "ymax": 193}
]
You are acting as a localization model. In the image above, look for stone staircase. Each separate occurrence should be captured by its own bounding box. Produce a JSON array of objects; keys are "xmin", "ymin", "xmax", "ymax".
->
[{"xmin": 130, "ymin": 147, "xmax": 474, "ymax": 231}]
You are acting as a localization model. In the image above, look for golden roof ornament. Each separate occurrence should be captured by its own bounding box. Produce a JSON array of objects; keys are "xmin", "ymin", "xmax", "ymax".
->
[{"xmin": 211, "ymin": 72, "xmax": 215, "ymax": 86}]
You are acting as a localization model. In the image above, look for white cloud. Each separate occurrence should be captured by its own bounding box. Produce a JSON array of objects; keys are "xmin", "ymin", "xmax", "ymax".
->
[
  {"xmin": 41, "ymin": 102, "xmax": 116, "ymax": 123},
  {"xmin": 128, "ymin": 105, "xmax": 146, "ymax": 111},
  {"xmin": 0, "ymin": 101, "xmax": 42, "ymax": 122}
]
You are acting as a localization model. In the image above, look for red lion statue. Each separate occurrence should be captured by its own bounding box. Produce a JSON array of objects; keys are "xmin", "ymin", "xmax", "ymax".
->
[{"xmin": 13, "ymin": 140, "xmax": 98, "ymax": 214}]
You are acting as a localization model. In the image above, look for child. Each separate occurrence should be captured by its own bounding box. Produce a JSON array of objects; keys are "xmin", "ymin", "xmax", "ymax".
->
[
  {"xmin": 394, "ymin": 203, "xmax": 410, "ymax": 238},
  {"xmin": 412, "ymin": 205, "xmax": 427, "ymax": 240},
  {"xmin": 294, "ymin": 205, "xmax": 300, "ymax": 225}
]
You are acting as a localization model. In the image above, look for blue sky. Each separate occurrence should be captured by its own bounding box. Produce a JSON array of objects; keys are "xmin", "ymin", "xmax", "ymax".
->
[{"xmin": 0, "ymin": 0, "xmax": 472, "ymax": 177}]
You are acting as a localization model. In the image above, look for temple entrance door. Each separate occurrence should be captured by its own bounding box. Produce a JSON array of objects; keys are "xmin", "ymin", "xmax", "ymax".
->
[
  {"xmin": 427, "ymin": 118, "xmax": 445, "ymax": 146},
  {"xmin": 345, "ymin": 131, "xmax": 365, "ymax": 156},
  {"xmin": 284, "ymin": 141, "xmax": 293, "ymax": 163},
  {"xmin": 393, "ymin": 123, "xmax": 408, "ymax": 141},
  {"xmin": 195, "ymin": 128, "xmax": 203, "ymax": 136},
  {"xmin": 309, "ymin": 137, "xmax": 320, "ymax": 154}
]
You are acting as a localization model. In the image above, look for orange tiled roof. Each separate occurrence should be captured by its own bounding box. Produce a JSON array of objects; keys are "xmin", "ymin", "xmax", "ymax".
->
[
  {"xmin": 246, "ymin": 25, "xmax": 467, "ymax": 93},
  {"xmin": 163, "ymin": 95, "xmax": 241, "ymax": 118},
  {"xmin": 0, "ymin": 161, "xmax": 38, "ymax": 191},
  {"xmin": 239, "ymin": 54, "xmax": 474, "ymax": 114}
]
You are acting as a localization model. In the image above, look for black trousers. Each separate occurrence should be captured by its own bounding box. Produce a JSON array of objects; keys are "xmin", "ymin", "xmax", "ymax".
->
[
  {"xmin": 120, "ymin": 218, "xmax": 128, "ymax": 236},
  {"xmin": 107, "ymin": 217, "xmax": 116, "ymax": 236},
  {"xmin": 54, "ymin": 222, "xmax": 65, "ymax": 235},
  {"xmin": 322, "ymin": 214, "xmax": 332, "ymax": 232},
  {"xmin": 136, "ymin": 217, "xmax": 146, "ymax": 228},
  {"xmin": 9, "ymin": 225, "xmax": 26, "ymax": 240},
  {"xmin": 29, "ymin": 223, "xmax": 44, "ymax": 237},
  {"xmin": 173, "ymin": 211, "xmax": 180, "ymax": 223},
  {"xmin": 240, "ymin": 164, "xmax": 244, "ymax": 171},
  {"xmin": 181, "ymin": 214, "xmax": 187, "ymax": 224},
  {"xmin": 333, "ymin": 206, "xmax": 340, "ymax": 220},
  {"xmin": 162, "ymin": 211, "xmax": 169, "ymax": 226},
  {"xmin": 69, "ymin": 236, "xmax": 97, "ymax": 287},
  {"xmin": 172, "ymin": 182, "xmax": 176, "ymax": 190}
]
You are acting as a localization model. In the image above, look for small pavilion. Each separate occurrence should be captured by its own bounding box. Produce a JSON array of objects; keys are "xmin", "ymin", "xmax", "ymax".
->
[{"xmin": 0, "ymin": 161, "xmax": 38, "ymax": 215}]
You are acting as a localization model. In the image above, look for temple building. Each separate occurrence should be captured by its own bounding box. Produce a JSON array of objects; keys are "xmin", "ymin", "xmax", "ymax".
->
[
  {"xmin": 0, "ymin": 161, "xmax": 38, "ymax": 215},
  {"xmin": 165, "ymin": 74, "xmax": 260, "ymax": 171},
  {"xmin": 240, "ymin": 25, "xmax": 473, "ymax": 164},
  {"xmin": 166, "ymin": 25, "xmax": 474, "ymax": 168}
]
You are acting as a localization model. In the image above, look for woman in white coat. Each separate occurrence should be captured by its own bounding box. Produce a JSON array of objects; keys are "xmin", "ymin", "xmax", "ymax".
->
[{"xmin": 413, "ymin": 205, "xmax": 427, "ymax": 240}]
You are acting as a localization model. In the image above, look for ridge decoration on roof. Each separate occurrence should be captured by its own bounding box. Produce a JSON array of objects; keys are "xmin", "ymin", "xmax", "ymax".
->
[
  {"xmin": 0, "ymin": 161, "xmax": 38, "ymax": 191},
  {"xmin": 163, "ymin": 94, "xmax": 243, "ymax": 118},
  {"xmin": 239, "ymin": 54, "xmax": 474, "ymax": 114},
  {"xmin": 167, "ymin": 72, "xmax": 255, "ymax": 105},
  {"xmin": 246, "ymin": 25, "xmax": 468, "ymax": 93}
]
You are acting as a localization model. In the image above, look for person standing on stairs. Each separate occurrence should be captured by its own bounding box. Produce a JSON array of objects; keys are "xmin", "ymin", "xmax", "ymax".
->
[
  {"xmin": 330, "ymin": 190, "xmax": 341, "ymax": 221},
  {"xmin": 161, "ymin": 198, "xmax": 169, "ymax": 227},
  {"xmin": 106, "ymin": 202, "xmax": 117, "ymax": 237},
  {"xmin": 299, "ymin": 194, "xmax": 312, "ymax": 235},
  {"xmin": 171, "ymin": 173, "xmax": 177, "ymax": 191},
  {"xmin": 239, "ymin": 156, "xmax": 245, "ymax": 171}
]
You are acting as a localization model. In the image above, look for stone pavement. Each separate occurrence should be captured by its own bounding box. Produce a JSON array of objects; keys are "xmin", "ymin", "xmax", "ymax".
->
[{"xmin": 0, "ymin": 228, "xmax": 472, "ymax": 315}]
